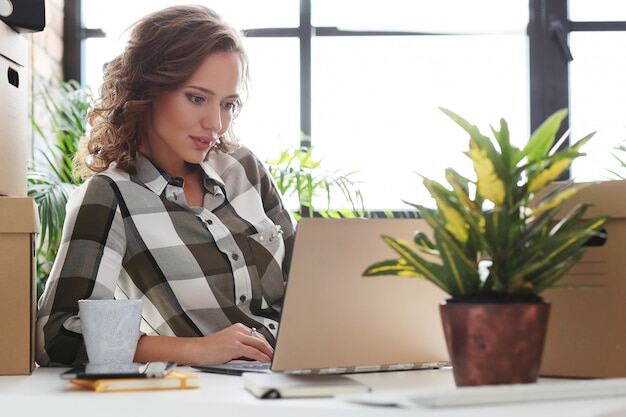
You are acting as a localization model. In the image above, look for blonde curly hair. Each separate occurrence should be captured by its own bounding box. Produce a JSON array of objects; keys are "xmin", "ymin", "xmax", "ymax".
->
[{"xmin": 76, "ymin": 5, "xmax": 248, "ymax": 178}]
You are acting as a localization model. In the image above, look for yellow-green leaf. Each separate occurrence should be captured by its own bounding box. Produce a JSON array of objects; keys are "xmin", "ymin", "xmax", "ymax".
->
[
  {"xmin": 523, "ymin": 109, "xmax": 568, "ymax": 163},
  {"xmin": 445, "ymin": 169, "xmax": 486, "ymax": 233},
  {"xmin": 468, "ymin": 140, "xmax": 506, "ymax": 206},
  {"xmin": 363, "ymin": 259, "xmax": 421, "ymax": 278},
  {"xmin": 424, "ymin": 180, "xmax": 469, "ymax": 243},
  {"xmin": 533, "ymin": 184, "xmax": 588, "ymax": 217},
  {"xmin": 528, "ymin": 157, "xmax": 573, "ymax": 193}
]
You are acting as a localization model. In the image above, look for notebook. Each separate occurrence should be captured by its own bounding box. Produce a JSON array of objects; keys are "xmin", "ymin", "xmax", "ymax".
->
[
  {"xmin": 242, "ymin": 372, "xmax": 370, "ymax": 399},
  {"xmin": 69, "ymin": 371, "xmax": 199, "ymax": 393},
  {"xmin": 194, "ymin": 218, "xmax": 449, "ymax": 375}
]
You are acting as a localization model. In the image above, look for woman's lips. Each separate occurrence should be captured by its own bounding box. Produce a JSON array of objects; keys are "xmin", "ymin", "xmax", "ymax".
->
[{"xmin": 189, "ymin": 135, "xmax": 214, "ymax": 150}]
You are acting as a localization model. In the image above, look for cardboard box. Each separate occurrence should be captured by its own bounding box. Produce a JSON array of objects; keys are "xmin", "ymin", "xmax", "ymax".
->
[
  {"xmin": 0, "ymin": 21, "xmax": 28, "ymax": 197},
  {"xmin": 0, "ymin": 197, "xmax": 39, "ymax": 374},
  {"xmin": 541, "ymin": 180, "xmax": 626, "ymax": 378}
]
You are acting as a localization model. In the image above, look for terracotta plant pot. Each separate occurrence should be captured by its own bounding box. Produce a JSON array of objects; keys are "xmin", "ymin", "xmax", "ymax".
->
[{"xmin": 440, "ymin": 300, "xmax": 550, "ymax": 387}]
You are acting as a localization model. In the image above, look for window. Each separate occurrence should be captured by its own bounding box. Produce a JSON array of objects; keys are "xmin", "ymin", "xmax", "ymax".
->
[
  {"xmin": 567, "ymin": 0, "xmax": 626, "ymax": 180},
  {"xmin": 71, "ymin": 0, "xmax": 626, "ymax": 210}
]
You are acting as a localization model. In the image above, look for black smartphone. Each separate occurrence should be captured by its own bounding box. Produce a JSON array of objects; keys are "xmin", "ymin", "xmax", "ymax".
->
[{"xmin": 60, "ymin": 361, "xmax": 177, "ymax": 380}]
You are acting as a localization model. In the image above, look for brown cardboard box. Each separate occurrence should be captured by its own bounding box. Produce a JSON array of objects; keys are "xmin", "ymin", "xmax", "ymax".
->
[
  {"xmin": 0, "ymin": 21, "xmax": 29, "ymax": 197},
  {"xmin": 541, "ymin": 180, "xmax": 626, "ymax": 378},
  {"xmin": 0, "ymin": 197, "xmax": 39, "ymax": 374}
]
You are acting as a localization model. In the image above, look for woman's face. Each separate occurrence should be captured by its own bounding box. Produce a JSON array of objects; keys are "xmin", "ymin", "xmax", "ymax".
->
[{"xmin": 145, "ymin": 51, "xmax": 242, "ymax": 170}]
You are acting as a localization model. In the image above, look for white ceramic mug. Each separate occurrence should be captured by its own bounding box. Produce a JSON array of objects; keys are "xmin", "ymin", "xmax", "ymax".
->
[{"xmin": 78, "ymin": 299, "xmax": 143, "ymax": 364}]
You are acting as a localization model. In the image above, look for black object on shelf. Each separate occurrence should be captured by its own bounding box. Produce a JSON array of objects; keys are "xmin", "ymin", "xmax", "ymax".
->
[{"xmin": 0, "ymin": 0, "xmax": 46, "ymax": 33}]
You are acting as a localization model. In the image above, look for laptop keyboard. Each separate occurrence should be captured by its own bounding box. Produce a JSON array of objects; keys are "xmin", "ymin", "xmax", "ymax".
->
[
  {"xmin": 192, "ymin": 361, "xmax": 271, "ymax": 375},
  {"xmin": 231, "ymin": 362, "xmax": 271, "ymax": 371}
]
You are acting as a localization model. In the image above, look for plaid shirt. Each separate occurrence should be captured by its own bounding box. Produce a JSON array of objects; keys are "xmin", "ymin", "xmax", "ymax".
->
[{"xmin": 36, "ymin": 146, "xmax": 296, "ymax": 366}]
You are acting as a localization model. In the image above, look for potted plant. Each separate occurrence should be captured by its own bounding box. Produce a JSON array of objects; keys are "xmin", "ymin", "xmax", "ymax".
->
[{"xmin": 363, "ymin": 108, "xmax": 607, "ymax": 386}]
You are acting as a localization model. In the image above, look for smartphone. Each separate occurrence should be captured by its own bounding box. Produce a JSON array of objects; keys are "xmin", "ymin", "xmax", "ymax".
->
[{"xmin": 60, "ymin": 361, "xmax": 177, "ymax": 380}]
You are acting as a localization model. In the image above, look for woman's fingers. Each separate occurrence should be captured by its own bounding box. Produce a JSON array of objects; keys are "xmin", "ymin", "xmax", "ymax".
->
[
  {"xmin": 235, "ymin": 325, "xmax": 273, "ymax": 355},
  {"xmin": 240, "ymin": 345, "xmax": 272, "ymax": 363},
  {"xmin": 228, "ymin": 323, "xmax": 275, "ymax": 361},
  {"xmin": 242, "ymin": 334, "xmax": 274, "ymax": 358}
]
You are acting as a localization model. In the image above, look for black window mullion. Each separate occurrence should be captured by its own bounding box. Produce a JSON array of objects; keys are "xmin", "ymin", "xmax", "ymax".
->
[
  {"xmin": 63, "ymin": 0, "xmax": 105, "ymax": 83},
  {"xmin": 63, "ymin": 0, "xmax": 81, "ymax": 82},
  {"xmin": 299, "ymin": 0, "xmax": 312, "ymax": 146},
  {"xmin": 528, "ymin": 0, "xmax": 570, "ymax": 137},
  {"xmin": 242, "ymin": 28, "xmax": 301, "ymax": 37},
  {"xmin": 569, "ymin": 21, "xmax": 626, "ymax": 31}
]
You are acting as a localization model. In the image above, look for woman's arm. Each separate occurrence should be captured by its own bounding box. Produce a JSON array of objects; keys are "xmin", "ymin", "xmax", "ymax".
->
[
  {"xmin": 37, "ymin": 175, "xmax": 274, "ymax": 367},
  {"xmin": 134, "ymin": 323, "xmax": 274, "ymax": 364},
  {"xmin": 36, "ymin": 176, "xmax": 127, "ymax": 366}
]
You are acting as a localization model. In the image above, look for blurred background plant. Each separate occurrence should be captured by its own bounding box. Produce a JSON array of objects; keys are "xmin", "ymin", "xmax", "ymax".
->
[
  {"xmin": 28, "ymin": 79, "xmax": 89, "ymax": 298},
  {"xmin": 607, "ymin": 139, "xmax": 626, "ymax": 179},
  {"xmin": 265, "ymin": 143, "xmax": 365, "ymax": 220}
]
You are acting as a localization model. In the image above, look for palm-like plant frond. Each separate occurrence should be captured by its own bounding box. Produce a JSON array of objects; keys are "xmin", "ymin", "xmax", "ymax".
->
[
  {"xmin": 266, "ymin": 145, "xmax": 365, "ymax": 220},
  {"xmin": 28, "ymin": 79, "xmax": 91, "ymax": 298},
  {"xmin": 607, "ymin": 140, "xmax": 626, "ymax": 180}
]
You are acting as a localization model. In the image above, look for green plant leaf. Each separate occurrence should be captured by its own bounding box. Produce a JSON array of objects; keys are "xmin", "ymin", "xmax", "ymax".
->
[
  {"xmin": 509, "ymin": 217, "xmax": 606, "ymax": 284},
  {"xmin": 440, "ymin": 107, "xmax": 506, "ymax": 181},
  {"xmin": 521, "ymin": 108, "xmax": 568, "ymax": 163},
  {"xmin": 380, "ymin": 236, "xmax": 451, "ymax": 293},
  {"xmin": 29, "ymin": 79, "xmax": 91, "ymax": 294},
  {"xmin": 531, "ymin": 250, "xmax": 585, "ymax": 293},
  {"xmin": 490, "ymin": 118, "xmax": 520, "ymax": 174},
  {"xmin": 265, "ymin": 145, "xmax": 365, "ymax": 218},
  {"xmin": 434, "ymin": 228, "xmax": 480, "ymax": 296},
  {"xmin": 362, "ymin": 259, "xmax": 421, "ymax": 278}
]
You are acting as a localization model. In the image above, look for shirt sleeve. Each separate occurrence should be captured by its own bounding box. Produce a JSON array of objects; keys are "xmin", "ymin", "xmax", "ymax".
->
[{"xmin": 35, "ymin": 175, "xmax": 127, "ymax": 366}]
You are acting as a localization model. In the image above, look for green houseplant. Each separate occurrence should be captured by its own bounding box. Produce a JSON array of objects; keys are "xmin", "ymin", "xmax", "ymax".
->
[
  {"xmin": 265, "ymin": 145, "xmax": 365, "ymax": 220},
  {"xmin": 607, "ymin": 139, "xmax": 626, "ymax": 179},
  {"xmin": 363, "ymin": 108, "xmax": 607, "ymax": 386},
  {"xmin": 28, "ymin": 80, "xmax": 90, "ymax": 298}
]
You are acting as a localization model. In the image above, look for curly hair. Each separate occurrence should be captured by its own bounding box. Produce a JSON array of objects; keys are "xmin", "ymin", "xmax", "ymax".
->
[{"xmin": 76, "ymin": 5, "xmax": 248, "ymax": 178}]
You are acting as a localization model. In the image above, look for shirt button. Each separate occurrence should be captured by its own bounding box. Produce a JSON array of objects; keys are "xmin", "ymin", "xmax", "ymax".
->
[
  {"xmin": 240, "ymin": 295, "xmax": 247, "ymax": 302},
  {"xmin": 269, "ymin": 323, "xmax": 275, "ymax": 330},
  {"xmin": 231, "ymin": 253, "xmax": 239, "ymax": 261},
  {"xmin": 206, "ymin": 219, "xmax": 213, "ymax": 225}
]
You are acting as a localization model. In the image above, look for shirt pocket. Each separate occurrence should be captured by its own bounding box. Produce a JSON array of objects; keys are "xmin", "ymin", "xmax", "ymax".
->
[{"xmin": 247, "ymin": 225, "xmax": 286, "ymax": 307}]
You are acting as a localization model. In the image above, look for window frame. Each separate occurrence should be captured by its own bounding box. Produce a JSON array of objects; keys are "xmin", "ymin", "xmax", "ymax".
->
[{"xmin": 64, "ymin": 0, "xmax": 626, "ymax": 213}]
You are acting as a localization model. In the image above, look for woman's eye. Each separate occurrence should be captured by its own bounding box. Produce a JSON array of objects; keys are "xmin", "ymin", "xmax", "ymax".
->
[
  {"xmin": 222, "ymin": 101, "xmax": 239, "ymax": 113},
  {"xmin": 186, "ymin": 93, "xmax": 205, "ymax": 105}
]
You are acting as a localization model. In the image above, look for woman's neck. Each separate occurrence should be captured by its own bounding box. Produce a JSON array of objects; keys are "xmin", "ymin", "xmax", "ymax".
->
[{"xmin": 138, "ymin": 144, "xmax": 197, "ymax": 178}]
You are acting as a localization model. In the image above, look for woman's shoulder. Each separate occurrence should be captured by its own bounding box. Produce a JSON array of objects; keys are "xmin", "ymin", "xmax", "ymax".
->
[
  {"xmin": 67, "ymin": 165, "xmax": 131, "ymax": 207},
  {"xmin": 210, "ymin": 144, "xmax": 265, "ymax": 176},
  {"xmin": 95, "ymin": 163, "xmax": 133, "ymax": 183},
  {"xmin": 219, "ymin": 144, "xmax": 259, "ymax": 163}
]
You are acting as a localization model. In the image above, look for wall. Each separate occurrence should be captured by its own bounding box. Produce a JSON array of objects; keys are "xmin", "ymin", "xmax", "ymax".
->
[{"xmin": 27, "ymin": 0, "xmax": 65, "ymax": 158}]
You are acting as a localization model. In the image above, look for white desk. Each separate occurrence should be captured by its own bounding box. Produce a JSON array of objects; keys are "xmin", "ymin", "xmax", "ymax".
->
[{"xmin": 1, "ymin": 366, "xmax": 626, "ymax": 417}]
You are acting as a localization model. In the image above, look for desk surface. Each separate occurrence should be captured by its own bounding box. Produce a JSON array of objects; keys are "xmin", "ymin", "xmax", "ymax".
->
[{"xmin": 1, "ymin": 366, "xmax": 626, "ymax": 417}]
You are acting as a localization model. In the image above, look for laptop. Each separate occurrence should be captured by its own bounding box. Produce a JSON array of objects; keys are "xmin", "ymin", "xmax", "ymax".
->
[{"xmin": 194, "ymin": 218, "xmax": 449, "ymax": 375}]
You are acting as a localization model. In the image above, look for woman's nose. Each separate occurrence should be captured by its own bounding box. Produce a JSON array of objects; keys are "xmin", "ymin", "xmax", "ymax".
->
[{"xmin": 201, "ymin": 103, "xmax": 222, "ymax": 132}]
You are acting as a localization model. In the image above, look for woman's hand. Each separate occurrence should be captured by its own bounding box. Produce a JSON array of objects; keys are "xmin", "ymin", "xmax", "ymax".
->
[
  {"xmin": 133, "ymin": 323, "xmax": 274, "ymax": 365},
  {"xmin": 190, "ymin": 323, "xmax": 274, "ymax": 365}
]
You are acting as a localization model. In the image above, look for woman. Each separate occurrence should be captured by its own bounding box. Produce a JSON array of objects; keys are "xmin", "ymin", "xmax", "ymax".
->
[{"xmin": 36, "ymin": 5, "xmax": 295, "ymax": 366}]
